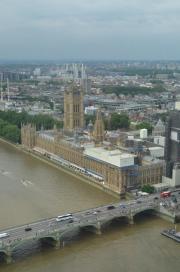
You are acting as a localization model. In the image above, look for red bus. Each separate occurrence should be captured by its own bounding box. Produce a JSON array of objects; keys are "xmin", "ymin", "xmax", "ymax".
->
[{"xmin": 160, "ymin": 191, "xmax": 171, "ymax": 198}]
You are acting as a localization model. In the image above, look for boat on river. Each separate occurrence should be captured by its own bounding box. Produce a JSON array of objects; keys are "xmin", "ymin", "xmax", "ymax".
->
[{"xmin": 161, "ymin": 228, "xmax": 180, "ymax": 243}]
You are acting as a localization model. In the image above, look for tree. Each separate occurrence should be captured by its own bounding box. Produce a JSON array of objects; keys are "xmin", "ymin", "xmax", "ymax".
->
[
  {"xmin": 0, "ymin": 118, "xmax": 20, "ymax": 143},
  {"xmin": 110, "ymin": 113, "xmax": 130, "ymax": 130},
  {"xmin": 141, "ymin": 184, "xmax": 155, "ymax": 194},
  {"xmin": 0, "ymin": 110, "xmax": 61, "ymax": 142},
  {"xmin": 0, "ymin": 110, "xmax": 59, "ymax": 131},
  {"xmin": 56, "ymin": 120, "xmax": 63, "ymax": 129},
  {"xmin": 136, "ymin": 122, "xmax": 153, "ymax": 134},
  {"xmin": 102, "ymin": 85, "xmax": 166, "ymax": 96},
  {"xmin": 2, "ymin": 125, "xmax": 20, "ymax": 143}
]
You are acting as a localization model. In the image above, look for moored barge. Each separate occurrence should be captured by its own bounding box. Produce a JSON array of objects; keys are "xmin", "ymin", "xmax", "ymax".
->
[{"xmin": 161, "ymin": 228, "xmax": 180, "ymax": 243}]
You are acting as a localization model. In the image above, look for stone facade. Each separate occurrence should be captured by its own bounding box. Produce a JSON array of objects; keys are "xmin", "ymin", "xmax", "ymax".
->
[
  {"xmin": 21, "ymin": 124, "xmax": 165, "ymax": 195},
  {"xmin": 21, "ymin": 124, "xmax": 36, "ymax": 148},
  {"xmin": 63, "ymin": 85, "xmax": 84, "ymax": 132},
  {"xmin": 93, "ymin": 110, "xmax": 105, "ymax": 144}
]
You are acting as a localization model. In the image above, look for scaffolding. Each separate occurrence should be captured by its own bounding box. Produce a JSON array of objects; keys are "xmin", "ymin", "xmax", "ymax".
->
[{"xmin": 121, "ymin": 164, "xmax": 140, "ymax": 190}]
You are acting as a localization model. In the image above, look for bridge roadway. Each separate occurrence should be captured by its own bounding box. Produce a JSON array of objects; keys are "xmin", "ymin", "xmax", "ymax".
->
[{"xmin": 0, "ymin": 197, "xmax": 159, "ymax": 264}]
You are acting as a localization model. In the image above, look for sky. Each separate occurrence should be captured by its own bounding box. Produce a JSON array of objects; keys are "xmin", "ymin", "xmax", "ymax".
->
[{"xmin": 0, "ymin": 0, "xmax": 180, "ymax": 61}]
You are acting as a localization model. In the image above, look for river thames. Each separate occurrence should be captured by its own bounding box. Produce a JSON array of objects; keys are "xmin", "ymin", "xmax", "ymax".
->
[{"xmin": 0, "ymin": 141, "xmax": 179, "ymax": 272}]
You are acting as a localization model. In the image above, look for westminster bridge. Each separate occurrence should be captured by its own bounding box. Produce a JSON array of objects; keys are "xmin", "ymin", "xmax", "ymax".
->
[{"xmin": 0, "ymin": 197, "xmax": 160, "ymax": 264}]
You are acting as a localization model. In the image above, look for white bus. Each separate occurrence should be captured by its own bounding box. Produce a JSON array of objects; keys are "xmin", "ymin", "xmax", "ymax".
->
[
  {"xmin": 56, "ymin": 213, "xmax": 73, "ymax": 222},
  {"xmin": 0, "ymin": 233, "xmax": 9, "ymax": 239}
]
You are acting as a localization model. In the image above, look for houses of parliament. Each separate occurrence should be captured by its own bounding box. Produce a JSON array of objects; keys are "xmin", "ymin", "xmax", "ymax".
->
[{"xmin": 21, "ymin": 84, "xmax": 164, "ymax": 195}]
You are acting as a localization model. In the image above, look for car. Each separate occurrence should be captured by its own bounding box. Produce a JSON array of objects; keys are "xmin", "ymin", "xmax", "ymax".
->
[
  {"xmin": 107, "ymin": 205, "xmax": 115, "ymax": 210},
  {"xmin": 85, "ymin": 211, "xmax": 91, "ymax": 215},
  {"xmin": 25, "ymin": 227, "xmax": 32, "ymax": 232},
  {"xmin": 93, "ymin": 211, "xmax": 97, "ymax": 214},
  {"xmin": 154, "ymin": 196, "xmax": 159, "ymax": 200},
  {"xmin": 68, "ymin": 219, "xmax": 74, "ymax": 223},
  {"xmin": 120, "ymin": 204, "xmax": 126, "ymax": 208},
  {"xmin": 137, "ymin": 200, "xmax": 142, "ymax": 204}
]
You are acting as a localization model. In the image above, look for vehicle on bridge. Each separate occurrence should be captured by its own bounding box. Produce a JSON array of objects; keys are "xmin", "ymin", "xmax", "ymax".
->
[
  {"xmin": 160, "ymin": 191, "xmax": 171, "ymax": 198},
  {"xmin": 56, "ymin": 213, "xmax": 73, "ymax": 222},
  {"xmin": 25, "ymin": 227, "xmax": 32, "ymax": 232},
  {"xmin": 137, "ymin": 191, "xmax": 149, "ymax": 197},
  {"xmin": 119, "ymin": 204, "xmax": 126, "ymax": 208},
  {"xmin": 107, "ymin": 205, "xmax": 115, "ymax": 210},
  {"xmin": 0, "ymin": 233, "xmax": 9, "ymax": 239}
]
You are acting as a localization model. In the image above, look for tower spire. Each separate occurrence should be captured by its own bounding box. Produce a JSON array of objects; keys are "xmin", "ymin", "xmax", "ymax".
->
[{"xmin": 93, "ymin": 109, "xmax": 105, "ymax": 144}]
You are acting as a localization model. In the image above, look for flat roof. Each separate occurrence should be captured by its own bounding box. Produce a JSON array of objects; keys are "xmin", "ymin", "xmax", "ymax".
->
[
  {"xmin": 149, "ymin": 146, "xmax": 164, "ymax": 150},
  {"xmin": 84, "ymin": 146, "xmax": 135, "ymax": 168}
]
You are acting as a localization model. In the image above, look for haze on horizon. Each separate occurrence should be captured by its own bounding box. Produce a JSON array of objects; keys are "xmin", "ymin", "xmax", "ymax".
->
[{"xmin": 0, "ymin": 0, "xmax": 180, "ymax": 61}]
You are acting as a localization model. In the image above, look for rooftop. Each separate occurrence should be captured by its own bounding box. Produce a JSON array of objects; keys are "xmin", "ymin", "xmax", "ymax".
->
[{"xmin": 84, "ymin": 146, "xmax": 135, "ymax": 168}]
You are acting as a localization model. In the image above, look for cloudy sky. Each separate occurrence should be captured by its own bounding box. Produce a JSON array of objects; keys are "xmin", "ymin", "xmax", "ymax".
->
[{"xmin": 0, "ymin": 0, "xmax": 180, "ymax": 60}]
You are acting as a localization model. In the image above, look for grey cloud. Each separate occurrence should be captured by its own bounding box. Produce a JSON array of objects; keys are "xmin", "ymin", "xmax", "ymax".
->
[{"xmin": 0, "ymin": 0, "xmax": 180, "ymax": 60}]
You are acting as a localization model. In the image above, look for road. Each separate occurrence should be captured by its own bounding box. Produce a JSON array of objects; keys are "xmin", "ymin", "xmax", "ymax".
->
[
  {"xmin": 0, "ymin": 197, "xmax": 157, "ymax": 247},
  {"xmin": 1, "ymin": 190, "xmax": 180, "ymax": 250}
]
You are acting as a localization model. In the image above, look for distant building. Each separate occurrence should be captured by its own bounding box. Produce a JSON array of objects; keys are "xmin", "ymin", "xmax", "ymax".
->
[
  {"xmin": 84, "ymin": 106, "xmax": 97, "ymax": 115},
  {"xmin": 140, "ymin": 128, "xmax": 148, "ymax": 139},
  {"xmin": 152, "ymin": 119, "xmax": 165, "ymax": 137},
  {"xmin": 154, "ymin": 136, "xmax": 165, "ymax": 147},
  {"xmin": 156, "ymin": 74, "xmax": 169, "ymax": 80},
  {"xmin": 175, "ymin": 101, "xmax": 180, "ymax": 110},
  {"xmin": 33, "ymin": 68, "xmax": 41, "ymax": 77},
  {"xmin": 165, "ymin": 111, "xmax": 180, "ymax": 178}
]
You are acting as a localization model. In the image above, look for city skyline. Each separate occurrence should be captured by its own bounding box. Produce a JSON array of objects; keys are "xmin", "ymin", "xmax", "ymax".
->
[{"xmin": 0, "ymin": 0, "xmax": 180, "ymax": 61}]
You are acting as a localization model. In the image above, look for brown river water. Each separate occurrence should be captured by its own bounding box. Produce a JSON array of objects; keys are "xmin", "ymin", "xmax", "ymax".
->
[{"xmin": 0, "ymin": 141, "xmax": 179, "ymax": 272}]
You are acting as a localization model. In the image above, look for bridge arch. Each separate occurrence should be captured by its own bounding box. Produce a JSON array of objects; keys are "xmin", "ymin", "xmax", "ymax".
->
[
  {"xmin": 101, "ymin": 215, "xmax": 129, "ymax": 229},
  {"xmin": 133, "ymin": 208, "xmax": 155, "ymax": 222},
  {"xmin": 0, "ymin": 250, "xmax": 12, "ymax": 264},
  {"xmin": 9, "ymin": 235, "xmax": 60, "ymax": 251},
  {"xmin": 79, "ymin": 224, "xmax": 101, "ymax": 235},
  {"xmin": 0, "ymin": 250, "xmax": 7, "ymax": 258},
  {"xmin": 59, "ymin": 226, "xmax": 79, "ymax": 240},
  {"xmin": 39, "ymin": 235, "xmax": 59, "ymax": 248}
]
